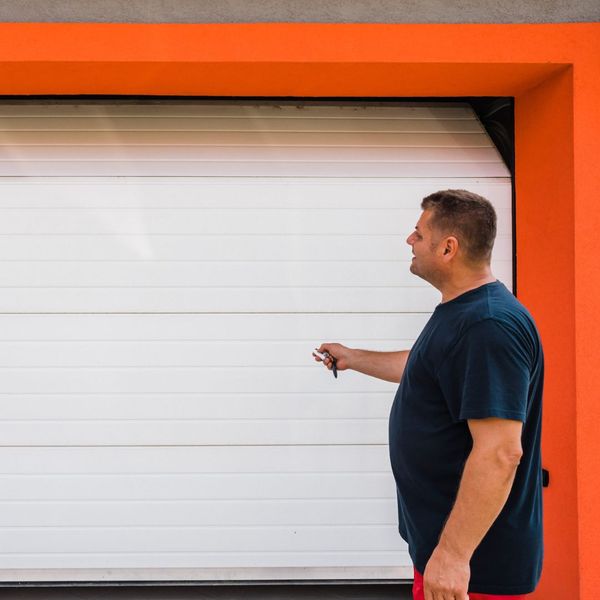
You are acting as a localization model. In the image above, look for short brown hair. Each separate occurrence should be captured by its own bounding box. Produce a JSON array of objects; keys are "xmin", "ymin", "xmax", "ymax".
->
[{"xmin": 421, "ymin": 189, "xmax": 497, "ymax": 264}]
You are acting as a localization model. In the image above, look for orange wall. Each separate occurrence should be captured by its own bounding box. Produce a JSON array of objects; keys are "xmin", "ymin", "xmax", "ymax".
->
[
  {"xmin": 0, "ymin": 22, "xmax": 598, "ymax": 600},
  {"xmin": 572, "ymin": 35, "xmax": 600, "ymax": 600},
  {"xmin": 516, "ymin": 67, "xmax": 578, "ymax": 599}
]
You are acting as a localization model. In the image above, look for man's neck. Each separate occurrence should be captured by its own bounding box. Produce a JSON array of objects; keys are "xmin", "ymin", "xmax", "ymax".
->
[{"xmin": 439, "ymin": 271, "xmax": 497, "ymax": 304}]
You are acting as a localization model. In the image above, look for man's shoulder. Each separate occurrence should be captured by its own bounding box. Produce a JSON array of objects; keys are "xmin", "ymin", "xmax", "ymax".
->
[
  {"xmin": 486, "ymin": 284, "xmax": 541, "ymax": 339},
  {"xmin": 427, "ymin": 281, "xmax": 541, "ymax": 361},
  {"xmin": 453, "ymin": 281, "xmax": 539, "ymax": 335}
]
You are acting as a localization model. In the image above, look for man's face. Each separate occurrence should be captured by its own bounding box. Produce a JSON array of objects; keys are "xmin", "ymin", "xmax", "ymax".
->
[{"xmin": 406, "ymin": 210, "xmax": 445, "ymax": 283}]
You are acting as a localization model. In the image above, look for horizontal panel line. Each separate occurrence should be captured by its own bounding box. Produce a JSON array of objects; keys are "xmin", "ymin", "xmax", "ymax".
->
[
  {"xmin": 0, "ymin": 259, "xmax": 416, "ymax": 263},
  {"xmin": 0, "ymin": 232, "xmax": 512, "ymax": 236},
  {"xmin": 0, "ymin": 161, "xmax": 501, "ymax": 166},
  {"xmin": 0, "ymin": 126, "xmax": 490, "ymax": 135},
  {"xmin": 0, "ymin": 114, "xmax": 476, "ymax": 119},
  {"xmin": 0, "ymin": 444, "xmax": 390, "ymax": 448},
  {"xmin": 0, "ymin": 207, "xmax": 507, "ymax": 211},
  {"xmin": 0, "ymin": 286, "xmax": 425, "ymax": 289},
  {"xmin": 0, "ymin": 121, "xmax": 486, "ymax": 126},
  {"xmin": 0, "ymin": 114, "xmax": 475, "ymax": 119},
  {"xmin": 0, "ymin": 133, "xmax": 482, "ymax": 139},
  {"xmin": 0, "ymin": 175, "xmax": 509, "ymax": 178},
  {"xmin": 0, "ymin": 498, "xmax": 395, "ymax": 504},
  {"xmin": 0, "ymin": 145, "xmax": 491, "ymax": 151},
  {"xmin": 0, "ymin": 418, "xmax": 389, "ymax": 422},
  {"xmin": 0, "ymin": 260, "xmax": 511, "ymax": 263},
  {"xmin": 0, "ymin": 499, "xmax": 395, "ymax": 504},
  {"xmin": 0, "ymin": 121, "xmax": 477, "ymax": 126},
  {"xmin": 0, "ymin": 178, "xmax": 510, "ymax": 183},
  {"xmin": 0, "ymin": 471, "xmax": 390, "ymax": 476},
  {"xmin": 0, "ymin": 340, "xmax": 411, "ymax": 344},
  {"xmin": 0, "ymin": 366, "xmax": 385, "ymax": 370},
  {"xmin": 0, "ymin": 126, "xmax": 480, "ymax": 132},
  {"xmin": 0, "ymin": 140, "xmax": 490, "ymax": 144},
  {"xmin": 0, "ymin": 204, "xmax": 505, "ymax": 211},
  {"xmin": 0, "ymin": 524, "xmax": 396, "ymax": 530},
  {"xmin": 0, "ymin": 391, "xmax": 393, "ymax": 395},
  {"xmin": 0, "ymin": 550, "xmax": 405, "ymax": 556},
  {"xmin": 0, "ymin": 312, "xmax": 435, "ymax": 315},
  {"xmin": 2, "ymin": 258, "xmax": 414, "ymax": 264}
]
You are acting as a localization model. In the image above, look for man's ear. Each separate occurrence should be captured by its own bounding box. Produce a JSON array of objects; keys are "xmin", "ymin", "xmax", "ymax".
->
[{"xmin": 442, "ymin": 236, "xmax": 459, "ymax": 258}]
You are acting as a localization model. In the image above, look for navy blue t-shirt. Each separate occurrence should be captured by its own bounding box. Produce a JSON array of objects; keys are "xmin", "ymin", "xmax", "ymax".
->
[{"xmin": 388, "ymin": 280, "xmax": 544, "ymax": 595}]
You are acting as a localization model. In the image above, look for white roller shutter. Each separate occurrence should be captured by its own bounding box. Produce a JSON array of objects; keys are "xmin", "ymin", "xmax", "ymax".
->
[{"xmin": 0, "ymin": 102, "xmax": 512, "ymax": 583}]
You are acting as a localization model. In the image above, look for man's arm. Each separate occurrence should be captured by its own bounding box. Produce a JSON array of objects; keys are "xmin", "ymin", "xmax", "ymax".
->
[
  {"xmin": 349, "ymin": 348, "xmax": 410, "ymax": 383},
  {"xmin": 314, "ymin": 343, "xmax": 410, "ymax": 383},
  {"xmin": 423, "ymin": 417, "xmax": 524, "ymax": 600}
]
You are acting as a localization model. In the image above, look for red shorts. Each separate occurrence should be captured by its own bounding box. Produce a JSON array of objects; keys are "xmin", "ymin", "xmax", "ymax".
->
[{"xmin": 413, "ymin": 568, "xmax": 529, "ymax": 600}]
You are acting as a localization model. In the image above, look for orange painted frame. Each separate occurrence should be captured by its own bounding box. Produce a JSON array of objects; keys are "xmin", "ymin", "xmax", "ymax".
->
[{"xmin": 0, "ymin": 22, "xmax": 598, "ymax": 600}]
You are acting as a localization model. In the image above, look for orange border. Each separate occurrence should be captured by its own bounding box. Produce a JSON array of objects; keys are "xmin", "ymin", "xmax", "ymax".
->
[{"xmin": 0, "ymin": 22, "xmax": 598, "ymax": 600}]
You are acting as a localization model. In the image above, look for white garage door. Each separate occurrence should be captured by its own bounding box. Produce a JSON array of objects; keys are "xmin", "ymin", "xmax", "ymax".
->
[{"xmin": 0, "ymin": 102, "xmax": 512, "ymax": 584}]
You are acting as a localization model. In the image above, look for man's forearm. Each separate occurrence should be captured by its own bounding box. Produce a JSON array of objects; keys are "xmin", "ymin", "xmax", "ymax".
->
[
  {"xmin": 436, "ymin": 447, "xmax": 520, "ymax": 561},
  {"xmin": 349, "ymin": 349, "xmax": 409, "ymax": 383}
]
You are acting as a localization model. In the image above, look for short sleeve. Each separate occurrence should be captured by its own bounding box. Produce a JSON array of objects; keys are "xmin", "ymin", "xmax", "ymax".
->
[{"xmin": 435, "ymin": 318, "xmax": 530, "ymax": 423}]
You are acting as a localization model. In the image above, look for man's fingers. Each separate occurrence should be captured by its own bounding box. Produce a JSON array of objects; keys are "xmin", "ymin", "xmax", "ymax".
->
[
  {"xmin": 431, "ymin": 589, "xmax": 466, "ymax": 600},
  {"xmin": 311, "ymin": 351, "xmax": 332, "ymax": 368},
  {"xmin": 424, "ymin": 584, "xmax": 464, "ymax": 600}
]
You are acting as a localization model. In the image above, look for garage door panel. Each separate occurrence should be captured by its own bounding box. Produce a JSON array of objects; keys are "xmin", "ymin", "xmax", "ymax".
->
[
  {"xmin": 0, "ymin": 207, "xmax": 512, "ymax": 235},
  {"xmin": 0, "ymin": 260, "xmax": 436, "ymax": 288},
  {"xmin": 0, "ymin": 161, "xmax": 511, "ymax": 177},
  {"xmin": 0, "ymin": 103, "xmax": 477, "ymax": 118},
  {"xmin": 0, "ymin": 116, "xmax": 484, "ymax": 133},
  {"xmin": 0, "ymin": 341, "xmax": 412, "ymax": 368},
  {"xmin": 0, "ymin": 473, "xmax": 395, "ymax": 501},
  {"xmin": 2, "ymin": 525, "xmax": 404, "ymax": 554},
  {"xmin": 0, "ymin": 365, "xmax": 394, "ymax": 394},
  {"xmin": 0, "ymin": 178, "xmax": 513, "ymax": 210},
  {"xmin": 0, "ymin": 418, "xmax": 390, "ymax": 446},
  {"xmin": 0, "ymin": 551, "xmax": 410, "ymax": 571},
  {"xmin": 0, "ymin": 233, "xmax": 410, "ymax": 261},
  {"xmin": 0, "ymin": 130, "xmax": 492, "ymax": 147},
  {"xmin": 0, "ymin": 392, "xmax": 393, "ymax": 422},
  {"xmin": 0, "ymin": 259, "xmax": 514, "ymax": 289},
  {"xmin": 0, "ymin": 445, "xmax": 393, "ymax": 474},
  {"xmin": 0, "ymin": 499, "xmax": 399, "ymax": 527},
  {"xmin": 0, "ymin": 233, "xmax": 513, "ymax": 262},
  {"xmin": 0, "ymin": 285, "xmax": 442, "ymax": 313},
  {"xmin": 0, "ymin": 313, "xmax": 431, "ymax": 340},
  {"xmin": 0, "ymin": 145, "xmax": 503, "ymax": 163}
]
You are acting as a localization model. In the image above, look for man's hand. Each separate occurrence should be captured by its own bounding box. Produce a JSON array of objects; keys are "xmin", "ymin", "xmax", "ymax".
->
[
  {"xmin": 312, "ymin": 343, "xmax": 410, "ymax": 383},
  {"xmin": 313, "ymin": 343, "xmax": 354, "ymax": 372},
  {"xmin": 423, "ymin": 545, "xmax": 470, "ymax": 600}
]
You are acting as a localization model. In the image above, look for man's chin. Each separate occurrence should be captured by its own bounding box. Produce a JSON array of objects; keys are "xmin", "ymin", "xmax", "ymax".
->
[{"xmin": 409, "ymin": 264, "xmax": 428, "ymax": 282}]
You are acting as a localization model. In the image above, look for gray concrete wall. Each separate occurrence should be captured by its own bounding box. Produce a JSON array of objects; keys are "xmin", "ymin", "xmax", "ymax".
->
[{"xmin": 0, "ymin": 0, "xmax": 597, "ymax": 23}]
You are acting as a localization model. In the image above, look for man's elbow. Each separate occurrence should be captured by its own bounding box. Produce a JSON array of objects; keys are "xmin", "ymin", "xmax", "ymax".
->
[
  {"xmin": 471, "ymin": 443, "xmax": 523, "ymax": 472},
  {"xmin": 495, "ymin": 445, "xmax": 523, "ymax": 471}
]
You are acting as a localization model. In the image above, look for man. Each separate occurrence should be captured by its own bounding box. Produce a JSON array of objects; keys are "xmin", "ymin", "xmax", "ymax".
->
[{"xmin": 314, "ymin": 189, "xmax": 544, "ymax": 600}]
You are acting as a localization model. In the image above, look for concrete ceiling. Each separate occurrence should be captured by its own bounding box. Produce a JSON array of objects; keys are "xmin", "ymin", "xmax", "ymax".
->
[{"xmin": 0, "ymin": 0, "xmax": 597, "ymax": 23}]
